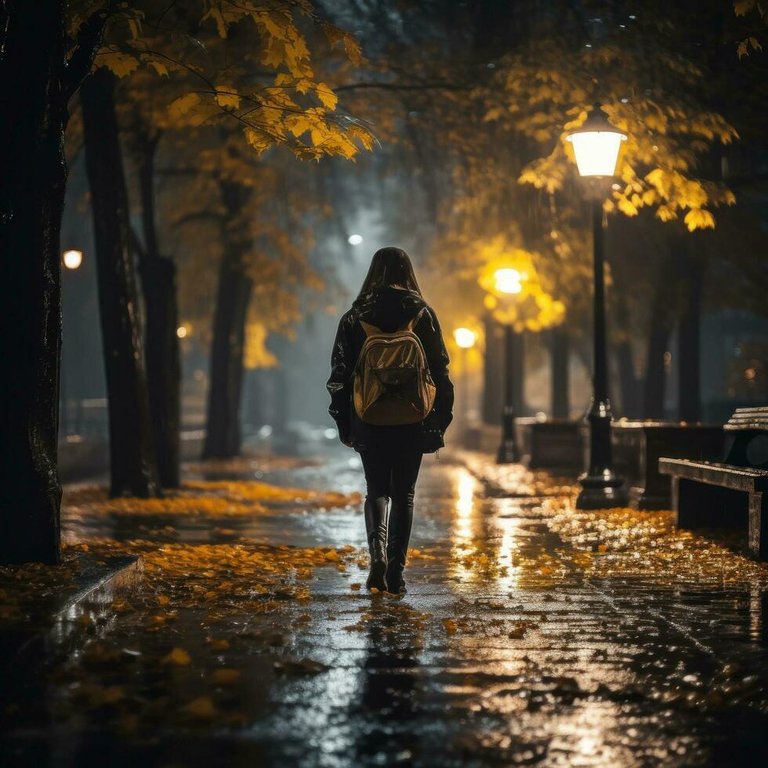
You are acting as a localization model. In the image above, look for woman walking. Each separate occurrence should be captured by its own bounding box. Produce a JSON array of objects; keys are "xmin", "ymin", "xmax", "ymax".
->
[{"xmin": 327, "ymin": 247, "xmax": 454, "ymax": 594}]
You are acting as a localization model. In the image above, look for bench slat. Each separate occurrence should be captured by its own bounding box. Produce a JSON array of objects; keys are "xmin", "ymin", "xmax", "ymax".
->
[
  {"xmin": 658, "ymin": 458, "xmax": 768, "ymax": 492},
  {"xmin": 725, "ymin": 406, "xmax": 768, "ymax": 432}
]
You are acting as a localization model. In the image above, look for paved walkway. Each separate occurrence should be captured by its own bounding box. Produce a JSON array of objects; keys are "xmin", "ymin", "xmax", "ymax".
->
[{"xmin": 3, "ymin": 449, "xmax": 768, "ymax": 767}]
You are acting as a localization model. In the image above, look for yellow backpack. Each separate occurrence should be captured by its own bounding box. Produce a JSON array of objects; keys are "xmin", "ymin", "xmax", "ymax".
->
[{"xmin": 353, "ymin": 314, "xmax": 436, "ymax": 425}]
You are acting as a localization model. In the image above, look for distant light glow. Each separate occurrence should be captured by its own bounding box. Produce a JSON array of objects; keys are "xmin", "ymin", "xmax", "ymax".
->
[
  {"xmin": 347, "ymin": 234, "xmax": 363, "ymax": 246},
  {"xmin": 62, "ymin": 249, "xmax": 83, "ymax": 270},
  {"xmin": 176, "ymin": 325, "xmax": 188, "ymax": 339},
  {"xmin": 494, "ymin": 268, "xmax": 523, "ymax": 295},
  {"xmin": 453, "ymin": 327, "xmax": 477, "ymax": 349}
]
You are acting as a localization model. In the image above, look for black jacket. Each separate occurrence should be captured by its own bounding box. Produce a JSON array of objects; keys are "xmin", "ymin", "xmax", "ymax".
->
[{"xmin": 326, "ymin": 287, "xmax": 454, "ymax": 453}]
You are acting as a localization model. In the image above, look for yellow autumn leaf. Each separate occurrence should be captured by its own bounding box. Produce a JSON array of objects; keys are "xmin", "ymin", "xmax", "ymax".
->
[
  {"xmin": 182, "ymin": 696, "xmax": 218, "ymax": 719},
  {"xmin": 244, "ymin": 127, "xmax": 273, "ymax": 154},
  {"xmin": 442, "ymin": 618, "xmax": 458, "ymax": 635},
  {"xmin": 656, "ymin": 204, "xmax": 677, "ymax": 222},
  {"xmin": 98, "ymin": 50, "xmax": 140, "ymax": 78},
  {"xmin": 211, "ymin": 668, "xmax": 241, "ymax": 685},
  {"xmin": 683, "ymin": 208, "xmax": 715, "ymax": 231},
  {"xmin": 617, "ymin": 197, "xmax": 638, "ymax": 217},
  {"xmin": 314, "ymin": 83, "xmax": 338, "ymax": 110},
  {"xmin": 148, "ymin": 59, "xmax": 169, "ymax": 77},
  {"xmin": 168, "ymin": 92, "xmax": 201, "ymax": 120},
  {"xmin": 215, "ymin": 86, "xmax": 241, "ymax": 110},
  {"xmin": 162, "ymin": 647, "xmax": 191, "ymax": 666}
]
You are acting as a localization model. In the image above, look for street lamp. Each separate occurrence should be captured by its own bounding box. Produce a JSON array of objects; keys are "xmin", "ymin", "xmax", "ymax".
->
[
  {"xmin": 62, "ymin": 249, "xmax": 83, "ymax": 270},
  {"xmin": 61, "ymin": 249, "xmax": 84, "ymax": 436},
  {"xmin": 494, "ymin": 268, "xmax": 524, "ymax": 464},
  {"xmin": 566, "ymin": 105, "xmax": 628, "ymax": 509},
  {"xmin": 453, "ymin": 327, "xmax": 477, "ymax": 441},
  {"xmin": 454, "ymin": 327, "xmax": 477, "ymax": 350}
]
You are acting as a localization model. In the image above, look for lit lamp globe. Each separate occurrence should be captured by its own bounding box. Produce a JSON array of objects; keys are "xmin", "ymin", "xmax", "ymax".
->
[
  {"xmin": 347, "ymin": 234, "xmax": 363, "ymax": 246},
  {"xmin": 566, "ymin": 106, "xmax": 626, "ymax": 178},
  {"xmin": 493, "ymin": 268, "xmax": 523, "ymax": 295},
  {"xmin": 453, "ymin": 327, "xmax": 477, "ymax": 349},
  {"xmin": 62, "ymin": 249, "xmax": 83, "ymax": 270}
]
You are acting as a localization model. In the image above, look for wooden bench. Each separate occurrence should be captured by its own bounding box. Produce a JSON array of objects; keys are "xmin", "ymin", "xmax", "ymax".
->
[{"xmin": 659, "ymin": 407, "xmax": 768, "ymax": 560}]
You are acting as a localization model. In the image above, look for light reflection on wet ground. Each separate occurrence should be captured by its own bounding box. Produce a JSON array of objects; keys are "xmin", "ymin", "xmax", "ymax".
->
[{"xmin": 5, "ymin": 450, "xmax": 768, "ymax": 766}]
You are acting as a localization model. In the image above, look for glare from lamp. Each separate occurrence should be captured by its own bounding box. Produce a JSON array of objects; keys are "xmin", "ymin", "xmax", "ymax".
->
[
  {"xmin": 494, "ymin": 268, "xmax": 523, "ymax": 295},
  {"xmin": 176, "ymin": 325, "xmax": 188, "ymax": 339},
  {"xmin": 347, "ymin": 234, "xmax": 363, "ymax": 246},
  {"xmin": 454, "ymin": 327, "xmax": 477, "ymax": 349},
  {"xmin": 62, "ymin": 249, "xmax": 83, "ymax": 270}
]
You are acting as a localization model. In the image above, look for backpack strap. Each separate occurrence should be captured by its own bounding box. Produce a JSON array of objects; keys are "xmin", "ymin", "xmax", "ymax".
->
[
  {"xmin": 404, "ymin": 307, "xmax": 425, "ymax": 332},
  {"xmin": 360, "ymin": 320, "xmax": 382, "ymax": 337}
]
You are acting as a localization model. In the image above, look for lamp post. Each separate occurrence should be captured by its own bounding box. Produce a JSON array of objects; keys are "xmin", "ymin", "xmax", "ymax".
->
[
  {"xmin": 61, "ymin": 249, "xmax": 84, "ymax": 436},
  {"xmin": 493, "ymin": 268, "xmax": 524, "ymax": 464},
  {"xmin": 453, "ymin": 327, "xmax": 477, "ymax": 441},
  {"xmin": 566, "ymin": 106, "xmax": 628, "ymax": 509}
]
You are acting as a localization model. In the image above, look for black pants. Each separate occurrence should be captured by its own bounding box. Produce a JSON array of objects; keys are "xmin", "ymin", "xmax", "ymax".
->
[{"xmin": 360, "ymin": 447, "xmax": 423, "ymax": 566}]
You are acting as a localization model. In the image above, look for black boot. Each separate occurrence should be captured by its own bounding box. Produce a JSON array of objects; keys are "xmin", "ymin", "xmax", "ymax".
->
[
  {"xmin": 385, "ymin": 497, "xmax": 413, "ymax": 595},
  {"xmin": 364, "ymin": 497, "xmax": 388, "ymax": 591}
]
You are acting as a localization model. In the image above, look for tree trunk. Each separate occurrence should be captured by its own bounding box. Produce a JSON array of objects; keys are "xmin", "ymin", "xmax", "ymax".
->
[
  {"xmin": 81, "ymin": 68, "xmax": 159, "ymax": 498},
  {"xmin": 642, "ymin": 307, "xmax": 671, "ymax": 420},
  {"xmin": 678, "ymin": 247, "xmax": 703, "ymax": 423},
  {"xmin": 616, "ymin": 341, "xmax": 639, "ymax": 418},
  {"xmin": 0, "ymin": 2, "xmax": 67, "ymax": 563},
  {"xmin": 203, "ymin": 251, "xmax": 253, "ymax": 459},
  {"xmin": 551, "ymin": 329, "xmax": 569, "ymax": 419},
  {"xmin": 137, "ymin": 135, "xmax": 181, "ymax": 487},
  {"xmin": 614, "ymin": 294, "xmax": 639, "ymax": 418}
]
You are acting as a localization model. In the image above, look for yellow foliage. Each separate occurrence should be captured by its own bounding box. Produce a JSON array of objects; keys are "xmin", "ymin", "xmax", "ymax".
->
[
  {"xmin": 474, "ymin": 237, "xmax": 566, "ymax": 332},
  {"xmin": 98, "ymin": 49, "xmax": 140, "ymax": 78},
  {"xmin": 487, "ymin": 39, "xmax": 737, "ymax": 228},
  {"xmin": 683, "ymin": 209, "xmax": 716, "ymax": 231},
  {"xmin": 163, "ymin": 647, "xmax": 191, "ymax": 666},
  {"xmin": 182, "ymin": 696, "xmax": 218, "ymax": 719},
  {"xmin": 215, "ymin": 86, "xmax": 241, "ymax": 110},
  {"xmin": 243, "ymin": 323, "xmax": 278, "ymax": 370},
  {"xmin": 168, "ymin": 92, "xmax": 201, "ymax": 120}
]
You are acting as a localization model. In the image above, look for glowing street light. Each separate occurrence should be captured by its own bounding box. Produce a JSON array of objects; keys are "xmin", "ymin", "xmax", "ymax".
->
[
  {"xmin": 62, "ymin": 249, "xmax": 83, "ymax": 270},
  {"xmin": 453, "ymin": 327, "xmax": 477, "ymax": 442},
  {"xmin": 566, "ymin": 105, "xmax": 626, "ymax": 177},
  {"xmin": 566, "ymin": 105, "xmax": 627, "ymax": 509},
  {"xmin": 453, "ymin": 327, "xmax": 477, "ymax": 349},
  {"xmin": 347, "ymin": 234, "xmax": 363, "ymax": 246},
  {"xmin": 176, "ymin": 325, "xmax": 189, "ymax": 339},
  {"xmin": 494, "ymin": 267, "xmax": 523, "ymax": 295}
]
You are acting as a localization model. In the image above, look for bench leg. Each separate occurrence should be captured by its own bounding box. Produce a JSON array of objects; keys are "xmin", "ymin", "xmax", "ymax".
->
[{"xmin": 748, "ymin": 492, "xmax": 768, "ymax": 561}]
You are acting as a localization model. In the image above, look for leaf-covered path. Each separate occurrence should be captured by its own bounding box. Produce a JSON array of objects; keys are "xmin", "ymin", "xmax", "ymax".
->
[{"xmin": 3, "ymin": 449, "xmax": 768, "ymax": 767}]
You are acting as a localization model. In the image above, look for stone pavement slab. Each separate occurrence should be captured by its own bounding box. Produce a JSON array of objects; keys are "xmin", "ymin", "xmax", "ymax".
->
[{"xmin": 2, "ymin": 450, "xmax": 768, "ymax": 767}]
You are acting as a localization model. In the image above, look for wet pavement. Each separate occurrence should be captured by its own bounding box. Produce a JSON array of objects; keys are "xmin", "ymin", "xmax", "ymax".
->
[{"xmin": 3, "ymin": 448, "xmax": 768, "ymax": 767}]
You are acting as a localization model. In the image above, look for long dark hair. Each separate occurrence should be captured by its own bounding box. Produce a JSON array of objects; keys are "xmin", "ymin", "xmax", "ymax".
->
[{"xmin": 356, "ymin": 247, "xmax": 422, "ymax": 300}]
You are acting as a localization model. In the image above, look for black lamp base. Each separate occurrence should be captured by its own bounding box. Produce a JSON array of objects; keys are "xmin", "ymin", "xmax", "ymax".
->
[
  {"xmin": 496, "ymin": 440, "xmax": 518, "ymax": 465},
  {"xmin": 496, "ymin": 407, "xmax": 518, "ymax": 465},
  {"xmin": 576, "ymin": 470, "xmax": 627, "ymax": 509}
]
